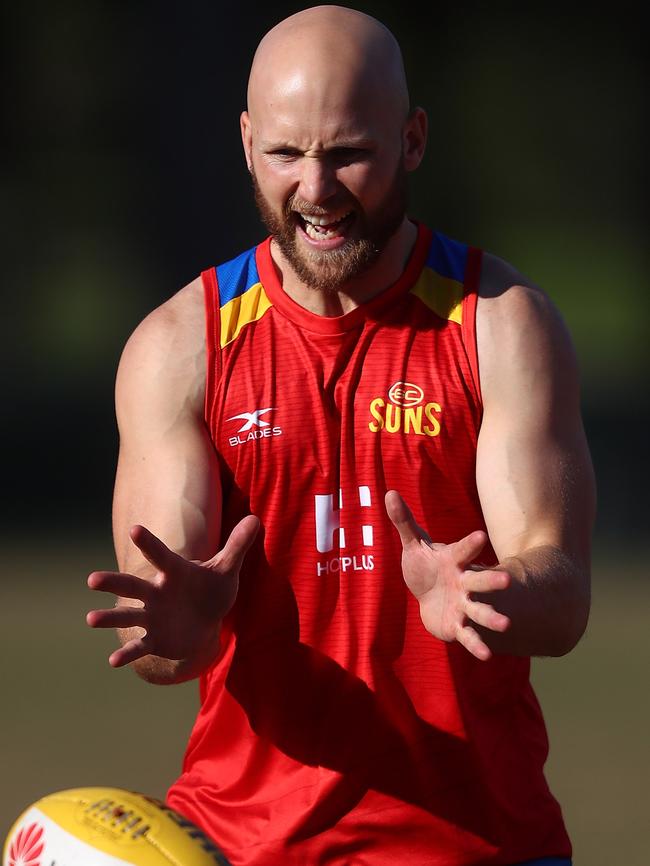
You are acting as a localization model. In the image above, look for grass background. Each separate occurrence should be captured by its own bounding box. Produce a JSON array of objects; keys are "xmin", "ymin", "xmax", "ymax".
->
[{"xmin": 2, "ymin": 541, "xmax": 646, "ymax": 864}]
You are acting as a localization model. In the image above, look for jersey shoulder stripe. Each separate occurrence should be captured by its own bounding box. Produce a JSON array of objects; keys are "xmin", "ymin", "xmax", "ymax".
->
[
  {"xmin": 426, "ymin": 230, "xmax": 468, "ymax": 282},
  {"xmin": 220, "ymin": 281, "xmax": 272, "ymax": 348},
  {"xmin": 216, "ymin": 246, "xmax": 260, "ymax": 304},
  {"xmin": 215, "ymin": 246, "xmax": 273, "ymax": 348},
  {"xmin": 410, "ymin": 231, "xmax": 469, "ymax": 324},
  {"xmin": 410, "ymin": 267, "xmax": 464, "ymax": 324}
]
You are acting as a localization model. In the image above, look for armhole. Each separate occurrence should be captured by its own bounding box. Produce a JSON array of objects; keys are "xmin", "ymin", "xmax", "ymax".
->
[
  {"xmin": 461, "ymin": 246, "xmax": 483, "ymax": 410},
  {"xmin": 202, "ymin": 267, "xmax": 220, "ymax": 430}
]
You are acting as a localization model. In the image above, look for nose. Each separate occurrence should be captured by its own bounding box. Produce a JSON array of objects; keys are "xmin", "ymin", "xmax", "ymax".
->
[{"xmin": 296, "ymin": 156, "xmax": 339, "ymax": 205}]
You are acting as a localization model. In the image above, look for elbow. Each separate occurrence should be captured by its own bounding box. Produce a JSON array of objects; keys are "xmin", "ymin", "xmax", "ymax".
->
[
  {"xmin": 130, "ymin": 656, "xmax": 201, "ymax": 685},
  {"xmin": 550, "ymin": 587, "xmax": 591, "ymax": 657}
]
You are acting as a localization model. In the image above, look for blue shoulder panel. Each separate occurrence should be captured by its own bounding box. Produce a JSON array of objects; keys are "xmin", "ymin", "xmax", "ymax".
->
[
  {"xmin": 216, "ymin": 246, "xmax": 260, "ymax": 306},
  {"xmin": 426, "ymin": 231, "xmax": 468, "ymax": 283}
]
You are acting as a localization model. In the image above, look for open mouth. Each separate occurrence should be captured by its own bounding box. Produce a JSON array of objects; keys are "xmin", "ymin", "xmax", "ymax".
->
[{"xmin": 295, "ymin": 210, "xmax": 354, "ymax": 241}]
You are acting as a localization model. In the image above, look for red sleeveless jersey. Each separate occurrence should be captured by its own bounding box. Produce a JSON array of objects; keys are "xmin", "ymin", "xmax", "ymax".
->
[{"xmin": 166, "ymin": 224, "xmax": 571, "ymax": 865}]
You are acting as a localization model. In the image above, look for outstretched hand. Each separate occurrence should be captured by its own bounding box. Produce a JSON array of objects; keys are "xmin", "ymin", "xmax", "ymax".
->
[
  {"xmin": 385, "ymin": 491, "xmax": 510, "ymax": 660},
  {"xmin": 86, "ymin": 515, "xmax": 259, "ymax": 668}
]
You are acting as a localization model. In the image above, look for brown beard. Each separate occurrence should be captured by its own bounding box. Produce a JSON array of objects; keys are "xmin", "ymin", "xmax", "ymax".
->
[{"xmin": 251, "ymin": 162, "xmax": 408, "ymax": 292}]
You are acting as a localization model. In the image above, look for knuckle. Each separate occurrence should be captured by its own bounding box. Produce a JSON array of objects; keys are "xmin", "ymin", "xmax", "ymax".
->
[{"xmin": 151, "ymin": 572, "xmax": 166, "ymax": 591}]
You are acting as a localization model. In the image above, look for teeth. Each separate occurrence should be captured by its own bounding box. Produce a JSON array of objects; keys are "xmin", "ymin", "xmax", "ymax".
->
[
  {"xmin": 300, "ymin": 211, "xmax": 351, "ymax": 226},
  {"xmin": 305, "ymin": 222, "xmax": 341, "ymax": 240}
]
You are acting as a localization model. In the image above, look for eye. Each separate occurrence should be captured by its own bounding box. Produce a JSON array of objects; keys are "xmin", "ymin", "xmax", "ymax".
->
[
  {"xmin": 267, "ymin": 148, "xmax": 301, "ymax": 160},
  {"xmin": 327, "ymin": 147, "xmax": 370, "ymax": 166}
]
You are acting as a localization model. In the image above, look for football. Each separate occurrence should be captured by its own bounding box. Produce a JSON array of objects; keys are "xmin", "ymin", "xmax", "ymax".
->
[{"xmin": 2, "ymin": 786, "xmax": 232, "ymax": 865}]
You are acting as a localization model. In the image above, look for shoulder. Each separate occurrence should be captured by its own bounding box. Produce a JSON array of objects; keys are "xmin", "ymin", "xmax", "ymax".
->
[
  {"xmin": 477, "ymin": 250, "xmax": 564, "ymax": 332},
  {"xmin": 476, "ymin": 251, "xmax": 580, "ymax": 407},
  {"xmin": 121, "ymin": 276, "xmax": 205, "ymax": 361},
  {"xmin": 116, "ymin": 276, "xmax": 206, "ymax": 421}
]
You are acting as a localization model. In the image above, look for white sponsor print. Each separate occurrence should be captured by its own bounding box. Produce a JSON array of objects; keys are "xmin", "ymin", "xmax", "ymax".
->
[
  {"xmin": 315, "ymin": 486, "xmax": 375, "ymax": 575},
  {"xmin": 227, "ymin": 407, "xmax": 275, "ymax": 432},
  {"xmin": 226, "ymin": 407, "xmax": 283, "ymax": 447}
]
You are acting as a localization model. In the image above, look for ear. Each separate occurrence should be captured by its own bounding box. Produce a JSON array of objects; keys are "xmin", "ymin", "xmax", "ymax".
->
[
  {"xmin": 240, "ymin": 110, "xmax": 253, "ymax": 172},
  {"xmin": 402, "ymin": 107, "xmax": 427, "ymax": 172}
]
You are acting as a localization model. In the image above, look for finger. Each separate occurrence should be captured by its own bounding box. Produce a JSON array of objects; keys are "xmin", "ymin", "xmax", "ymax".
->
[
  {"xmin": 108, "ymin": 635, "xmax": 152, "ymax": 668},
  {"xmin": 451, "ymin": 530, "xmax": 488, "ymax": 569},
  {"xmin": 87, "ymin": 571, "xmax": 154, "ymax": 601},
  {"xmin": 455, "ymin": 623, "xmax": 492, "ymax": 661},
  {"xmin": 86, "ymin": 606, "xmax": 148, "ymax": 630},
  {"xmin": 385, "ymin": 490, "xmax": 430, "ymax": 546},
  {"xmin": 213, "ymin": 515, "xmax": 260, "ymax": 572},
  {"xmin": 463, "ymin": 568, "xmax": 510, "ymax": 594},
  {"xmin": 129, "ymin": 525, "xmax": 176, "ymax": 571},
  {"xmin": 463, "ymin": 599, "xmax": 510, "ymax": 633}
]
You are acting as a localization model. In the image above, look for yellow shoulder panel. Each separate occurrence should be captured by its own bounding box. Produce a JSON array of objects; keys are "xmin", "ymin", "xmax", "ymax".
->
[
  {"xmin": 220, "ymin": 281, "xmax": 272, "ymax": 348},
  {"xmin": 410, "ymin": 267, "xmax": 463, "ymax": 324}
]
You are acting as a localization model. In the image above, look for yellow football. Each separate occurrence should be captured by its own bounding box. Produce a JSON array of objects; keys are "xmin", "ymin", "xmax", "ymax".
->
[{"xmin": 2, "ymin": 787, "xmax": 232, "ymax": 865}]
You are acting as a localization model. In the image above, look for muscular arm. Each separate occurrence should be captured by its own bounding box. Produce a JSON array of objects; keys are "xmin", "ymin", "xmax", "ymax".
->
[
  {"xmin": 387, "ymin": 253, "xmax": 596, "ymax": 660},
  {"xmin": 113, "ymin": 279, "xmax": 219, "ymax": 574},
  {"xmin": 474, "ymin": 254, "xmax": 596, "ymax": 656},
  {"xmin": 90, "ymin": 278, "xmax": 245, "ymax": 684}
]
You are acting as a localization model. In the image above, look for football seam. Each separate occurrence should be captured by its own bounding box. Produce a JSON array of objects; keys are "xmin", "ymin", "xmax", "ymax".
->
[
  {"xmin": 9, "ymin": 790, "xmax": 216, "ymax": 866},
  {"xmin": 143, "ymin": 834, "xmax": 186, "ymax": 866},
  {"xmin": 49, "ymin": 791, "xmax": 200, "ymax": 866}
]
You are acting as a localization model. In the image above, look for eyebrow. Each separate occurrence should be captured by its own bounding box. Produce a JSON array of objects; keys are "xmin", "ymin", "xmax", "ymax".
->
[{"xmin": 260, "ymin": 138, "xmax": 375, "ymax": 152}]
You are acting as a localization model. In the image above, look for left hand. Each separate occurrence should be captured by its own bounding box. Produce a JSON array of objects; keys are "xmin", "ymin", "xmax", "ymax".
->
[{"xmin": 385, "ymin": 490, "xmax": 511, "ymax": 660}]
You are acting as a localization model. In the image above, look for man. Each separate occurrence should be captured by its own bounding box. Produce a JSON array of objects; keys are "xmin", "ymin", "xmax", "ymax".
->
[{"xmin": 87, "ymin": 6, "xmax": 595, "ymax": 865}]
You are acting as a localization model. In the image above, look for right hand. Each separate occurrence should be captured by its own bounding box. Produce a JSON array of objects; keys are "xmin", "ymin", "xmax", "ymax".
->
[{"xmin": 86, "ymin": 515, "xmax": 259, "ymax": 668}]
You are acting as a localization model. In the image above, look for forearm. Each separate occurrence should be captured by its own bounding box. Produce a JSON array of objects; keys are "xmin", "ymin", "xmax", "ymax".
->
[{"xmin": 478, "ymin": 545, "xmax": 591, "ymax": 657}]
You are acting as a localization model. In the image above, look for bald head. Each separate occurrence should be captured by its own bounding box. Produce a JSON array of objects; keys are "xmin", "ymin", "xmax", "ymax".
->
[
  {"xmin": 247, "ymin": 6, "xmax": 410, "ymax": 127},
  {"xmin": 240, "ymin": 5, "xmax": 427, "ymax": 296}
]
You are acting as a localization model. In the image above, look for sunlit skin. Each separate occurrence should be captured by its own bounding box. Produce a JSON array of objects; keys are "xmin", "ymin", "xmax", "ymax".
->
[
  {"xmin": 86, "ymin": 6, "xmax": 594, "ymax": 680},
  {"xmin": 241, "ymin": 6, "xmax": 427, "ymax": 315}
]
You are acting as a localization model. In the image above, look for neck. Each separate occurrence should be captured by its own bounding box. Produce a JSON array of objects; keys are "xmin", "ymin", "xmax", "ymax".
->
[{"xmin": 271, "ymin": 218, "xmax": 418, "ymax": 317}]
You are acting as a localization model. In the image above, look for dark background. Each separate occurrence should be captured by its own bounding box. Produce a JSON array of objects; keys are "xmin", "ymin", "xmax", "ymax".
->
[
  {"xmin": 3, "ymin": 1, "xmax": 648, "ymax": 547},
  {"xmin": 2, "ymin": 2, "xmax": 647, "ymax": 863}
]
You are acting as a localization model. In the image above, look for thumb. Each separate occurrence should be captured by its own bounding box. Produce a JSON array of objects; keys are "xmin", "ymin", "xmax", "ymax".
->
[
  {"xmin": 209, "ymin": 515, "xmax": 260, "ymax": 572},
  {"xmin": 385, "ymin": 490, "xmax": 431, "ymax": 547}
]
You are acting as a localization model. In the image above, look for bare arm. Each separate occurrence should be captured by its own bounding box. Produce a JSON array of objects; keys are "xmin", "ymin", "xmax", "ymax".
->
[
  {"xmin": 87, "ymin": 279, "xmax": 258, "ymax": 683},
  {"xmin": 387, "ymin": 253, "xmax": 596, "ymax": 659},
  {"xmin": 474, "ymin": 253, "xmax": 596, "ymax": 656},
  {"xmin": 112, "ymin": 279, "xmax": 220, "ymax": 573}
]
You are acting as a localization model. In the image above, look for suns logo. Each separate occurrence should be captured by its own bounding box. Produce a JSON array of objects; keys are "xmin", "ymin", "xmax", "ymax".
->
[
  {"xmin": 8, "ymin": 822, "xmax": 44, "ymax": 866},
  {"xmin": 369, "ymin": 381, "xmax": 441, "ymax": 437}
]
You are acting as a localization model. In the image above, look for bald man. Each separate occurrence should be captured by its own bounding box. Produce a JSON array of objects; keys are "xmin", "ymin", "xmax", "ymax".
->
[{"xmin": 87, "ymin": 6, "xmax": 594, "ymax": 865}]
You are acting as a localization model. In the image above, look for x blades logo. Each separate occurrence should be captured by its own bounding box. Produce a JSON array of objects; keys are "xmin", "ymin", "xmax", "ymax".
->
[
  {"xmin": 226, "ymin": 407, "xmax": 275, "ymax": 432},
  {"xmin": 227, "ymin": 407, "xmax": 283, "ymax": 447}
]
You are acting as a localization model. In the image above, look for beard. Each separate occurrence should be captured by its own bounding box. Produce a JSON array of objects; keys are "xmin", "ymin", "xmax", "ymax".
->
[{"xmin": 251, "ymin": 162, "xmax": 408, "ymax": 292}]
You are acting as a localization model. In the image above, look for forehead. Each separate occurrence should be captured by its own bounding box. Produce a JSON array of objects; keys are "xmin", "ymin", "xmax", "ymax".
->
[{"xmin": 250, "ymin": 68, "xmax": 391, "ymax": 147}]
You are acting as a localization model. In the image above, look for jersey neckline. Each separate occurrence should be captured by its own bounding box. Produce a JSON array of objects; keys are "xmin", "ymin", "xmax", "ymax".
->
[{"xmin": 254, "ymin": 222, "xmax": 433, "ymax": 335}]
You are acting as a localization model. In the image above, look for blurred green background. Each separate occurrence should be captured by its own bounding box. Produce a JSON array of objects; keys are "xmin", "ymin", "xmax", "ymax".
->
[{"xmin": 2, "ymin": 2, "xmax": 647, "ymax": 863}]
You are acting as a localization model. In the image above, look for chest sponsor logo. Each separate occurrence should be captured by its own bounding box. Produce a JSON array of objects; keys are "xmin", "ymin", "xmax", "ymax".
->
[
  {"xmin": 226, "ymin": 407, "xmax": 283, "ymax": 447},
  {"xmin": 314, "ymin": 486, "xmax": 375, "ymax": 576},
  {"xmin": 369, "ymin": 381, "xmax": 441, "ymax": 437}
]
